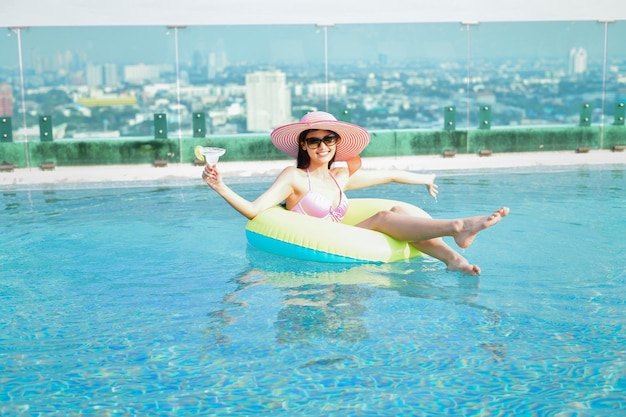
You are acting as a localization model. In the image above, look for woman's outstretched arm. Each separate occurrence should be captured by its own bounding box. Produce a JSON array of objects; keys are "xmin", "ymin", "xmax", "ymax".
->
[
  {"xmin": 203, "ymin": 165, "xmax": 296, "ymax": 220},
  {"xmin": 345, "ymin": 169, "xmax": 438, "ymax": 198}
]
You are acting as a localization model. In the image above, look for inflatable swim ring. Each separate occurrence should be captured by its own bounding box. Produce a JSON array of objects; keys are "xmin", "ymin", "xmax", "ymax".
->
[{"xmin": 245, "ymin": 198, "xmax": 431, "ymax": 263}]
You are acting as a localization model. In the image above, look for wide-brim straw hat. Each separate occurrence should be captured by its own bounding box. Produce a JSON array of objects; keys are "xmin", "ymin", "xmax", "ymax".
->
[{"xmin": 270, "ymin": 111, "xmax": 370, "ymax": 161}]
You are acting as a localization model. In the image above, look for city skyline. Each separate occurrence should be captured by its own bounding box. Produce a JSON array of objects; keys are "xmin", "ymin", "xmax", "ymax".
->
[{"xmin": 0, "ymin": 19, "xmax": 624, "ymax": 138}]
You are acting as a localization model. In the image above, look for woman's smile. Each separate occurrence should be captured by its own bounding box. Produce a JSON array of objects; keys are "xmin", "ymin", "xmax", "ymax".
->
[{"xmin": 315, "ymin": 147, "xmax": 333, "ymax": 157}]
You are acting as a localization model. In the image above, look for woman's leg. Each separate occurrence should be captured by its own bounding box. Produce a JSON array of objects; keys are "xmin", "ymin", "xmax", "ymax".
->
[
  {"xmin": 410, "ymin": 238, "xmax": 480, "ymax": 275},
  {"xmin": 355, "ymin": 206, "xmax": 509, "ymax": 249},
  {"xmin": 374, "ymin": 206, "xmax": 484, "ymax": 275}
]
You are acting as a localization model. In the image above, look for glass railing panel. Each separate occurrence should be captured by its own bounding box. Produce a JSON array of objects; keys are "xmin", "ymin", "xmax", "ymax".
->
[
  {"xmin": 605, "ymin": 20, "xmax": 626, "ymax": 126},
  {"xmin": 176, "ymin": 24, "xmax": 323, "ymax": 134},
  {"xmin": 11, "ymin": 26, "xmax": 177, "ymax": 140},
  {"xmin": 470, "ymin": 21, "xmax": 605, "ymax": 128},
  {"xmin": 1, "ymin": 28, "xmax": 25, "ymax": 141},
  {"xmin": 3, "ymin": 20, "xmax": 624, "ymax": 143},
  {"xmin": 325, "ymin": 22, "xmax": 467, "ymax": 131}
]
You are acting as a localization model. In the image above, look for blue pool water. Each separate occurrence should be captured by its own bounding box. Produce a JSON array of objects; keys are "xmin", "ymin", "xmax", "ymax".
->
[{"xmin": 1, "ymin": 164, "xmax": 625, "ymax": 416}]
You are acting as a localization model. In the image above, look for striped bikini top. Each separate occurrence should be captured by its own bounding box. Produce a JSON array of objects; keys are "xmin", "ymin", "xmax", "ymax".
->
[{"xmin": 290, "ymin": 169, "xmax": 348, "ymax": 222}]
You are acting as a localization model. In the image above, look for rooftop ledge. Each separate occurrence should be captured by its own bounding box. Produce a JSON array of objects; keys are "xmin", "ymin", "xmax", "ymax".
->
[
  {"xmin": 1, "ymin": 125, "xmax": 625, "ymax": 182},
  {"xmin": 1, "ymin": 149, "xmax": 625, "ymax": 187}
]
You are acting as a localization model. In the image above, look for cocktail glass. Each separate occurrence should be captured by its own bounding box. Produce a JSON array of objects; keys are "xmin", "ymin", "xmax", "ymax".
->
[{"xmin": 200, "ymin": 147, "xmax": 226, "ymax": 166}]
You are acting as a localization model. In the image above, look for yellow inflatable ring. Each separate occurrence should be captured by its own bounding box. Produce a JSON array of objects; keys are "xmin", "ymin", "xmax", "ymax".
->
[{"xmin": 245, "ymin": 198, "xmax": 430, "ymax": 263}]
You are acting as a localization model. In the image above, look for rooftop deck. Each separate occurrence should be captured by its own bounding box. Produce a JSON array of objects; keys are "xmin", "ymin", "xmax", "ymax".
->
[{"xmin": 2, "ymin": 150, "xmax": 624, "ymax": 186}]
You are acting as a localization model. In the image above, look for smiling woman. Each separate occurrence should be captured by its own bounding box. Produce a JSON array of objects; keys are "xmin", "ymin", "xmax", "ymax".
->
[{"xmin": 203, "ymin": 111, "xmax": 510, "ymax": 274}]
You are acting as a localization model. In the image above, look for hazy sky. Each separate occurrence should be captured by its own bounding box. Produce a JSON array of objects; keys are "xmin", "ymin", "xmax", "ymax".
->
[
  {"xmin": 1, "ymin": 21, "xmax": 625, "ymax": 68},
  {"xmin": 2, "ymin": 0, "xmax": 625, "ymax": 27}
]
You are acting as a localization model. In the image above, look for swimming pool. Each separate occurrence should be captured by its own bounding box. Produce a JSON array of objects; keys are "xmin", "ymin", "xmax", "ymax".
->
[{"xmin": 1, "ymin": 164, "xmax": 625, "ymax": 415}]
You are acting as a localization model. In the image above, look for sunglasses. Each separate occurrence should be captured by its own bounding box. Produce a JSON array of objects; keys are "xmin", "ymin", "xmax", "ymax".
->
[{"xmin": 304, "ymin": 134, "xmax": 340, "ymax": 149}]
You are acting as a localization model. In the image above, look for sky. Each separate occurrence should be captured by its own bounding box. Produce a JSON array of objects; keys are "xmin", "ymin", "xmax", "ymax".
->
[
  {"xmin": 2, "ymin": 0, "xmax": 625, "ymax": 27},
  {"xmin": 1, "ymin": 21, "xmax": 625, "ymax": 69}
]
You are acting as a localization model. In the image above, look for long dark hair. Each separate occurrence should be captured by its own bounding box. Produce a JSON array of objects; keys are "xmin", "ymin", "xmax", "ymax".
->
[{"xmin": 296, "ymin": 129, "xmax": 339, "ymax": 169}]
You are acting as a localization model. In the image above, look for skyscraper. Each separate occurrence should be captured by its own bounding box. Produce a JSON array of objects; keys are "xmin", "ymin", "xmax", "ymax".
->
[
  {"xmin": 123, "ymin": 64, "xmax": 161, "ymax": 84},
  {"xmin": 245, "ymin": 70, "xmax": 292, "ymax": 132},
  {"xmin": 103, "ymin": 64, "xmax": 119, "ymax": 86},
  {"xmin": 86, "ymin": 63, "xmax": 119, "ymax": 87},
  {"xmin": 569, "ymin": 48, "xmax": 588, "ymax": 75},
  {"xmin": 86, "ymin": 64, "xmax": 103, "ymax": 87},
  {"xmin": 208, "ymin": 51, "xmax": 228, "ymax": 80}
]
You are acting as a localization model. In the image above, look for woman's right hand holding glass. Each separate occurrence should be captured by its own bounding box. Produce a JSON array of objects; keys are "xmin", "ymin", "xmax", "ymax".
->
[{"xmin": 202, "ymin": 164, "xmax": 222, "ymax": 190}]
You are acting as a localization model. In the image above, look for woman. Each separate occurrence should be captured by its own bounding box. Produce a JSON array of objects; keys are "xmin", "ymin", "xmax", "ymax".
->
[{"xmin": 203, "ymin": 111, "xmax": 509, "ymax": 275}]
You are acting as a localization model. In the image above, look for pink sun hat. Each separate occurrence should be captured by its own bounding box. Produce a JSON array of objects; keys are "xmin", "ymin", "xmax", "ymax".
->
[{"xmin": 270, "ymin": 111, "xmax": 370, "ymax": 161}]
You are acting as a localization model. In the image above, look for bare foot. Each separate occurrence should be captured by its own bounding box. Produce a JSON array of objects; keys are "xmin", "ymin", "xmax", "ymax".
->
[
  {"xmin": 454, "ymin": 207, "xmax": 510, "ymax": 249},
  {"xmin": 446, "ymin": 254, "xmax": 481, "ymax": 275}
]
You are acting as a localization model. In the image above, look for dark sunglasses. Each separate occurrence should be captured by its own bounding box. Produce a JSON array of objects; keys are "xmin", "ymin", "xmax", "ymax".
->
[{"xmin": 304, "ymin": 134, "xmax": 340, "ymax": 149}]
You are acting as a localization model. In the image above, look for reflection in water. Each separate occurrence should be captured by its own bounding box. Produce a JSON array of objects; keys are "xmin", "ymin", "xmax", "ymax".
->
[
  {"xmin": 276, "ymin": 282, "xmax": 372, "ymax": 345},
  {"xmin": 206, "ymin": 266, "xmax": 377, "ymax": 346},
  {"xmin": 206, "ymin": 251, "xmax": 507, "ymax": 362}
]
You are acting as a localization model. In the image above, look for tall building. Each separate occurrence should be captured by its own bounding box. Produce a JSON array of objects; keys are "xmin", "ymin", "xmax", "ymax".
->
[
  {"xmin": 86, "ymin": 64, "xmax": 119, "ymax": 87},
  {"xmin": 0, "ymin": 83, "xmax": 13, "ymax": 117},
  {"xmin": 307, "ymin": 81, "xmax": 347, "ymax": 97},
  {"xmin": 86, "ymin": 64, "xmax": 103, "ymax": 87},
  {"xmin": 192, "ymin": 50, "xmax": 204, "ymax": 74},
  {"xmin": 245, "ymin": 70, "xmax": 292, "ymax": 132},
  {"xmin": 569, "ymin": 48, "xmax": 588, "ymax": 75},
  {"xmin": 208, "ymin": 51, "xmax": 228, "ymax": 80},
  {"xmin": 123, "ymin": 64, "xmax": 161, "ymax": 84},
  {"xmin": 207, "ymin": 53, "xmax": 218, "ymax": 80},
  {"xmin": 103, "ymin": 64, "xmax": 119, "ymax": 86}
]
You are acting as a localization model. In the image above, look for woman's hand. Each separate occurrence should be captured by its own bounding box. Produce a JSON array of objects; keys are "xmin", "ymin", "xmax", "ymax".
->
[
  {"xmin": 426, "ymin": 182, "xmax": 439, "ymax": 198},
  {"xmin": 202, "ymin": 164, "xmax": 222, "ymax": 190},
  {"xmin": 425, "ymin": 174, "xmax": 438, "ymax": 198}
]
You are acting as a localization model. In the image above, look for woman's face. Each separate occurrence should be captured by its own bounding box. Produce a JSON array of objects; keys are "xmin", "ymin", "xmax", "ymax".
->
[{"xmin": 302, "ymin": 129, "xmax": 339, "ymax": 163}]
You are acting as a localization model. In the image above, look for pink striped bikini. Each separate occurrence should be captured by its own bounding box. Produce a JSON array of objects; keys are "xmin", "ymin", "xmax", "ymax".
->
[{"xmin": 290, "ymin": 169, "xmax": 348, "ymax": 222}]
